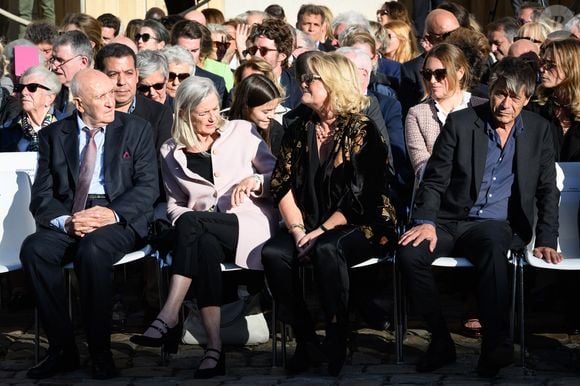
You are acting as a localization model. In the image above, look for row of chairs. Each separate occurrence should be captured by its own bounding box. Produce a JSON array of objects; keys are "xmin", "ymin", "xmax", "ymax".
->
[{"xmin": 1, "ymin": 154, "xmax": 579, "ymax": 370}]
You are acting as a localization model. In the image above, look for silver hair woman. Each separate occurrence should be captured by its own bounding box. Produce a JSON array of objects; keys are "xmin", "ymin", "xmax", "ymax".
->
[
  {"xmin": 131, "ymin": 76, "xmax": 278, "ymax": 379},
  {"xmin": 136, "ymin": 50, "xmax": 169, "ymax": 105},
  {"xmin": 161, "ymin": 45, "xmax": 195, "ymax": 99}
]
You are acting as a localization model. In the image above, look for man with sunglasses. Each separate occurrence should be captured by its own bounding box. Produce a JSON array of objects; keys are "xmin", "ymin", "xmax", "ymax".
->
[
  {"xmin": 398, "ymin": 57, "xmax": 561, "ymax": 377},
  {"xmin": 248, "ymin": 19, "xmax": 302, "ymax": 109},
  {"xmin": 50, "ymin": 31, "xmax": 93, "ymax": 120},
  {"xmin": 399, "ymin": 8, "xmax": 459, "ymax": 116}
]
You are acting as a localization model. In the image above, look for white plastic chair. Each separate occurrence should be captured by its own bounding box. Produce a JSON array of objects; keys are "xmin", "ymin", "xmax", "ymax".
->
[{"xmin": 520, "ymin": 162, "xmax": 580, "ymax": 368}]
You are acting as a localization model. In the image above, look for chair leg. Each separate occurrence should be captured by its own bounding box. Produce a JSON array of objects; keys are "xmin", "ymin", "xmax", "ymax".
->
[
  {"xmin": 510, "ymin": 252, "xmax": 517, "ymax": 340},
  {"xmin": 34, "ymin": 306, "xmax": 39, "ymax": 364},
  {"xmin": 518, "ymin": 253, "xmax": 526, "ymax": 370},
  {"xmin": 271, "ymin": 297, "xmax": 278, "ymax": 367},
  {"xmin": 393, "ymin": 255, "xmax": 405, "ymax": 364}
]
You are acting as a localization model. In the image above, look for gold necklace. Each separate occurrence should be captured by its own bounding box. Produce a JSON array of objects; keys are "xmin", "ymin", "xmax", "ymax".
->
[{"xmin": 315, "ymin": 123, "xmax": 334, "ymax": 141}]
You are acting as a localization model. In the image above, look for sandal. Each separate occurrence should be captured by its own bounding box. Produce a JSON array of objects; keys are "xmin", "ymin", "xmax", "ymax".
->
[{"xmin": 194, "ymin": 348, "xmax": 226, "ymax": 379}]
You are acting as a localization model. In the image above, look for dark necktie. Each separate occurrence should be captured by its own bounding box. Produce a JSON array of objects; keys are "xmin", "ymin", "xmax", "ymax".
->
[{"xmin": 72, "ymin": 127, "xmax": 100, "ymax": 213}]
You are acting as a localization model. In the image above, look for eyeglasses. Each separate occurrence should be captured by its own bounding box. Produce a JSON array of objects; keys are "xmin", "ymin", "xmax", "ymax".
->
[
  {"xmin": 538, "ymin": 58, "xmax": 557, "ymax": 71},
  {"xmin": 14, "ymin": 83, "xmax": 51, "ymax": 93},
  {"xmin": 135, "ymin": 33, "xmax": 159, "ymax": 43},
  {"xmin": 423, "ymin": 31, "xmax": 453, "ymax": 45},
  {"xmin": 420, "ymin": 68, "xmax": 447, "ymax": 82},
  {"xmin": 137, "ymin": 82, "xmax": 166, "ymax": 93},
  {"xmin": 49, "ymin": 54, "xmax": 82, "ymax": 69},
  {"xmin": 244, "ymin": 46, "xmax": 278, "ymax": 56},
  {"xmin": 514, "ymin": 36, "xmax": 543, "ymax": 44},
  {"xmin": 213, "ymin": 41, "xmax": 231, "ymax": 50},
  {"xmin": 168, "ymin": 72, "xmax": 190, "ymax": 82},
  {"xmin": 300, "ymin": 73, "xmax": 322, "ymax": 85},
  {"xmin": 376, "ymin": 9, "xmax": 390, "ymax": 17}
]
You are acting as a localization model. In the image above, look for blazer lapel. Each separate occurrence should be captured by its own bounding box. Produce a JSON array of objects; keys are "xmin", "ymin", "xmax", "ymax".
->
[
  {"xmin": 472, "ymin": 113, "xmax": 488, "ymax": 199},
  {"xmin": 60, "ymin": 118, "xmax": 80, "ymax": 186},
  {"xmin": 104, "ymin": 117, "xmax": 124, "ymax": 193}
]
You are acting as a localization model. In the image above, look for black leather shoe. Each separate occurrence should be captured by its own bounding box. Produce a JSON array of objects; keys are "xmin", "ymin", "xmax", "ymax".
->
[
  {"xmin": 477, "ymin": 342, "xmax": 514, "ymax": 378},
  {"xmin": 416, "ymin": 338, "xmax": 456, "ymax": 372},
  {"xmin": 323, "ymin": 323, "xmax": 348, "ymax": 377},
  {"xmin": 27, "ymin": 348, "xmax": 80, "ymax": 379},
  {"xmin": 286, "ymin": 339, "xmax": 324, "ymax": 374},
  {"xmin": 194, "ymin": 348, "xmax": 225, "ymax": 379},
  {"xmin": 91, "ymin": 354, "xmax": 119, "ymax": 380}
]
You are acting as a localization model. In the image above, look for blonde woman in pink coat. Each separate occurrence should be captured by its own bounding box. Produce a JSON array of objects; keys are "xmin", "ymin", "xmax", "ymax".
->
[{"xmin": 131, "ymin": 76, "xmax": 278, "ymax": 379}]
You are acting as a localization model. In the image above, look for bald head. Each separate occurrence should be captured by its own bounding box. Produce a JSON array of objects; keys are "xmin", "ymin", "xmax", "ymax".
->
[
  {"xmin": 183, "ymin": 10, "xmax": 206, "ymax": 25},
  {"xmin": 423, "ymin": 9, "xmax": 460, "ymax": 51},
  {"xmin": 71, "ymin": 69, "xmax": 116, "ymax": 127},
  {"xmin": 111, "ymin": 35, "xmax": 138, "ymax": 54},
  {"xmin": 508, "ymin": 38, "xmax": 539, "ymax": 57}
]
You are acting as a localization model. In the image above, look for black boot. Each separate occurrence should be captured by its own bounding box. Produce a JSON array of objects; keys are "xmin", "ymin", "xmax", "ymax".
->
[{"xmin": 323, "ymin": 322, "xmax": 348, "ymax": 376}]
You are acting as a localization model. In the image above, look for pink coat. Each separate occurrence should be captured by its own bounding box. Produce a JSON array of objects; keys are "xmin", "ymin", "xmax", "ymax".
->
[{"xmin": 160, "ymin": 119, "xmax": 279, "ymax": 270}]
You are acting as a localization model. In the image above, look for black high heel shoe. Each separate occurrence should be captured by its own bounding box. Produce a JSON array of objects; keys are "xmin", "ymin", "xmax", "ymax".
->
[
  {"xmin": 194, "ymin": 348, "xmax": 225, "ymax": 379},
  {"xmin": 130, "ymin": 318, "xmax": 180, "ymax": 353}
]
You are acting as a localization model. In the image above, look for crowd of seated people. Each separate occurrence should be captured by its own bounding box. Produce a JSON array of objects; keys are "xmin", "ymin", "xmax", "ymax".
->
[{"xmin": 1, "ymin": 0, "xmax": 580, "ymax": 381}]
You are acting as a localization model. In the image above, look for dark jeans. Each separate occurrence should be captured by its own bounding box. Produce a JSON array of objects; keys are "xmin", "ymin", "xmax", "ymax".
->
[{"xmin": 398, "ymin": 220, "xmax": 513, "ymax": 351}]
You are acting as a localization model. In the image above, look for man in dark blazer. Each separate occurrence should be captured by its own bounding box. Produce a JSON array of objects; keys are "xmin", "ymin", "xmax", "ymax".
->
[
  {"xmin": 20, "ymin": 69, "xmax": 159, "ymax": 379},
  {"xmin": 398, "ymin": 57, "xmax": 562, "ymax": 377}
]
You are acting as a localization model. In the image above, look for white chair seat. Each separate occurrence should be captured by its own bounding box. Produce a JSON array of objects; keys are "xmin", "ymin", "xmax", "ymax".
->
[
  {"xmin": 432, "ymin": 256, "xmax": 473, "ymax": 268},
  {"xmin": 63, "ymin": 244, "xmax": 153, "ymax": 269}
]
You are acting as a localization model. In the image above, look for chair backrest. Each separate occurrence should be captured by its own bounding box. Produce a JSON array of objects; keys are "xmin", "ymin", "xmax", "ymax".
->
[
  {"xmin": 0, "ymin": 152, "xmax": 38, "ymax": 180},
  {"xmin": 555, "ymin": 162, "xmax": 580, "ymax": 258},
  {"xmin": 0, "ymin": 171, "xmax": 36, "ymax": 273}
]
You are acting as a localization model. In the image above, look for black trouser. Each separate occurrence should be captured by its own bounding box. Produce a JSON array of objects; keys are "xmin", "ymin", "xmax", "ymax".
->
[
  {"xmin": 262, "ymin": 225, "xmax": 374, "ymax": 340},
  {"xmin": 20, "ymin": 222, "xmax": 138, "ymax": 357},
  {"xmin": 172, "ymin": 211, "xmax": 238, "ymax": 308},
  {"xmin": 398, "ymin": 220, "xmax": 513, "ymax": 352}
]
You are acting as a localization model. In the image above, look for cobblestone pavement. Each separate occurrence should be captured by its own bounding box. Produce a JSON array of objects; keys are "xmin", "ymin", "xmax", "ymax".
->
[{"xmin": 2, "ymin": 306, "xmax": 580, "ymax": 385}]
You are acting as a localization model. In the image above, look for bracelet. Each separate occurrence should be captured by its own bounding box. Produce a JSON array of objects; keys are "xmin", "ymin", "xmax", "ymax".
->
[
  {"xmin": 319, "ymin": 223, "xmax": 329, "ymax": 232},
  {"xmin": 287, "ymin": 223, "xmax": 305, "ymax": 233}
]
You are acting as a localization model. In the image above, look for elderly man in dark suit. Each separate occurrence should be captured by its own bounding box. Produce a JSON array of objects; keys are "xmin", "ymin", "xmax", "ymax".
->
[
  {"xmin": 20, "ymin": 69, "xmax": 159, "ymax": 380},
  {"xmin": 398, "ymin": 57, "xmax": 562, "ymax": 377}
]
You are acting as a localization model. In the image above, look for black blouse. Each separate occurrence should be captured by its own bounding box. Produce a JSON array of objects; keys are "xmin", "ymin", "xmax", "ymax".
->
[
  {"xmin": 185, "ymin": 151, "xmax": 214, "ymax": 183},
  {"xmin": 270, "ymin": 110, "xmax": 397, "ymax": 251}
]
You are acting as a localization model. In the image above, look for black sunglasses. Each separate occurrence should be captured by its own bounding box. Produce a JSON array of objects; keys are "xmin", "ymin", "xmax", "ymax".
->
[
  {"xmin": 514, "ymin": 36, "xmax": 543, "ymax": 44},
  {"xmin": 376, "ymin": 9, "xmax": 390, "ymax": 17},
  {"xmin": 300, "ymin": 73, "xmax": 322, "ymax": 85},
  {"xmin": 14, "ymin": 83, "xmax": 51, "ymax": 93},
  {"xmin": 213, "ymin": 41, "xmax": 231, "ymax": 50},
  {"xmin": 168, "ymin": 72, "xmax": 190, "ymax": 82},
  {"xmin": 420, "ymin": 68, "xmax": 447, "ymax": 82},
  {"xmin": 423, "ymin": 31, "xmax": 453, "ymax": 45},
  {"xmin": 538, "ymin": 58, "xmax": 557, "ymax": 71},
  {"xmin": 135, "ymin": 33, "xmax": 159, "ymax": 43},
  {"xmin": 244, "ymin": 46, "xmax": 278, "ymax": 57},
  {"xmin": 137, "ymin": 82, "xmax": 165, "ymax": 93}
]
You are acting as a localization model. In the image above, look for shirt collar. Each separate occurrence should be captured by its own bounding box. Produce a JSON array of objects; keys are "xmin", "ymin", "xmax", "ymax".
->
[
  {"xmin": 76, "ymin": 112, "xmax": 107, "ymax": 134},
  {"xmin": 485, "ymin": 113, "xmax": 524, "ymax": 138}
]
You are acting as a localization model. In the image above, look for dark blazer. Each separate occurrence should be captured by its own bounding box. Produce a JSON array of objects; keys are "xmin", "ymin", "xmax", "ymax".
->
[
  {"xmin": 132, "ymin": 94, "xmax": 173, "ymax": 152},
  {"xmin": 413, "ymin": 104, "xmax": 559, "ymax": 249},
  {"xmin": 0, "ymin": 87, "xmax": 20, "ymax": 128},
  {"xmin": 0, "ymin": 115, "xmax": 23, "ymax": 152},
  {"xmin": 196, "ymin": 66, "xmax": 228, "ymax": 107},
  {"xmin": 399, "ymin": 53, "xmax": 425, "ymax": 117},
  {"xmin": 280, "ymin": 68, "xmax": 302, "ymax": 109},
  {"xmin": 30, "ymin": 112, "xmax": 159, "ymax": 238}
]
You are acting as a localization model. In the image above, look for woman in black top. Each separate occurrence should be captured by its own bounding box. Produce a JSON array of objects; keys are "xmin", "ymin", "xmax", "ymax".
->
[{"xmin": 261, "ymin": 52, "xmax": 397, "ymax": 376}]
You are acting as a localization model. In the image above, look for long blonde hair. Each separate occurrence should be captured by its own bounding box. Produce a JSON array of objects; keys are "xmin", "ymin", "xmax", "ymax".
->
[
  {"xmin": 171, "ymin": 76, "xmax": 224, "ymax": 150},
  {"xmin": 384, "ymin": 20, "xmax": 419, "ymax": 63}
]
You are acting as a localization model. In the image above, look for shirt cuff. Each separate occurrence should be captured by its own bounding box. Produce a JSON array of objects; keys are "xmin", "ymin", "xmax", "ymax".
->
[
  {"xmin": 50, "ymin": 215, "xmax": 70, "ymax": 233},
  {"xmin": 414, "ymin": 219, "xmax": 436, "ymax": 227}
]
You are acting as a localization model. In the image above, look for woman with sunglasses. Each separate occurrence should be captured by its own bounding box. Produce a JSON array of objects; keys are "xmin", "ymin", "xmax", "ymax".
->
[
  {"xmin": 136, "ymin": 19, "xmax": 169, "ymax": 52},
  {"xmin": 376, "ymin": 1, "xmax": 412, "ymax": 27},
  {"xmin": 136, "ymin": 50, "xmax": 171, "ymax": 108},
  {"xmin": 533, "ymin": 38, "xmax": 580, "ymax": 162},
  {"xmin": 161, "ymin": 45, "xmax": 194, "ymax": 100},
  {"xmin": 515, "ymin": 21, "xmax": 552, "ymax": 48},
  {"xmin": 262, "ymin": 52, "xmax": 397, "ymax": 376},
  {"xmin": 130, "ymin": 76, "xmax": 278, "ymax": 379},
  {"xmin": 0, "ymin": 65, "xmax": 60, "ymax": 152},
  {"xmin": 228, "ymin": 74, "xmax": 284, "ymax": 155},
  {"xmin": 405, "ymin": 43, "xmax": 486, "ymax": 177}
]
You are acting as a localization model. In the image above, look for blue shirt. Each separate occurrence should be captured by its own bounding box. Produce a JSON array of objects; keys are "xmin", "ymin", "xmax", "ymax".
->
[{"xmin": 469, "ymin": 115, "xmax": 523, "ymax": 220}]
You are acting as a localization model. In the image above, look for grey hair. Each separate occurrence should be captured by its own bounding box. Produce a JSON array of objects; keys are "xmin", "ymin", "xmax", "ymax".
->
[
  {"xmin": 488, "ymin": 56, "xmax": 536, "ymax": 99},
  {"xmin": 52, "ymin": 30, "xmax": 94, "ymax": 66},
  {"xmin": 295, "ymin": 29, "xmax": 317, "ymax": 50},
  {"xmin": 3, "ymin": 39, "xmax": 44, "ymax": 65},
  {"xmin": 332, "ymin": 12, "xmax": 370, "ymax": 34},
  {"xmin": 338, "ymin": 24, "xmax": 372, "ymax": 46},
  {"xmin": 236, "ymin": 10, "xmax": 269, "ymax": 24},
  {"xmin": 160, "ymin": 45, "xmax": 194, "ymax": 72},
  {"xmin": 172, "ymin": 76, "xmax": 222, "ymax": 149},
  {"xmin": 136, "ymin": 50, "xmax": 168, "ymax": 78},
  {"xmin": 207, "ymin": 23, "xmax": 227, "ymax": 34},
  {"xmin": 336, "ymin": 46, "xmax": 372, "ymax": 71},
  {"xmin": 20, "ymin": 65, "xmax": 62, "ymax": 95},
  {"xmin": 565, "ymin": 14, "xmax": 580, "ymax": 33}
]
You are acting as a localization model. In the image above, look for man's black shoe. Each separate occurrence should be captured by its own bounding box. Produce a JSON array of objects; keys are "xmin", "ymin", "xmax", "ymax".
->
[
  {"xmin": 416, "ymin": 338, "xmax": 456, "ymax": 372},
  {"xmin": 26, "ymin": 349, "xmax": 80, "ymax": 379},
  {"xmin": 91, "ymin": 354, "xmax": 119, "ymax": 380},
  {"xmin": 477, "ymin": 342, "xmax": 514, "ymax": 378}
]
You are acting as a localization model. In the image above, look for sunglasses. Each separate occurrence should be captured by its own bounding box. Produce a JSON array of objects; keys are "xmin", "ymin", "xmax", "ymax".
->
[
  {"xmin": 420, "ymin": 68, "xmax": 447, "ymax": 82},
  {"xmin": 300, "ymin": 73, "xmax": 322, "ymax": 85},
  {"xmin": 423, "ymin": 31, "xmax": 453, "ymax": 45},
  {"xmin": 168, "ymin": 72, "xmax": 190, "ymax": 82},
  {"xmin": 514, "ymin": 36, "xmax": 543, "ymax": 44},
  {"xmin": 538, "ymin": 58, "xmax": 557, "ymax": 71},
  {"xmin": 135, "ymin": 33, "xmax": 159, "ymax": 43},
  {"xmin": 376, "ymin": 9, "xmax": 390, "ymax": 17},
  {"xmin": 137, "ymin": 82, "xmax": 165, "ymax": 93},
  {"xmin": 14, "ymin": 83, "xmax": 51, "ymax": 93},
  {"xmin": 244, "ymin": 46, "xmax": 278, "ymax": 56},
  {"xmin": 213, "ymin": 41, "xmax": 231, "ymax": 50}
]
